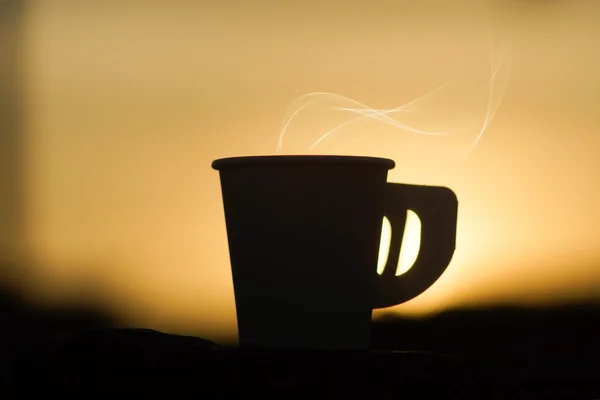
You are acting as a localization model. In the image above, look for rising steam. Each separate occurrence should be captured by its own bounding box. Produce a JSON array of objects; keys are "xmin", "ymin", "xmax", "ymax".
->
[{"xmin": 276, "ymin": 34, "xmax": 511, "ymax": 163}]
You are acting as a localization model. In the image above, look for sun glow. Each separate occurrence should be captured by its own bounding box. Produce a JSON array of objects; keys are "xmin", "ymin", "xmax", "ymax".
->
[{"xmin": 6, "ymin": 0, "xmax": 599, "ymax": 344}]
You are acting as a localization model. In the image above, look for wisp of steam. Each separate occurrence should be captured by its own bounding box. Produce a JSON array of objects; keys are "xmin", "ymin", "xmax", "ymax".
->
[{"xmin": 276, "ymin": 34, "xmax": 511, "ymax": 163}]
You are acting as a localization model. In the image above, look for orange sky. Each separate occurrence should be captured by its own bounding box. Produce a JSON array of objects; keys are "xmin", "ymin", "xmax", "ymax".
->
[{"xmin": 6, "ymin": 0, "xmax": 599, "ymax": 343}]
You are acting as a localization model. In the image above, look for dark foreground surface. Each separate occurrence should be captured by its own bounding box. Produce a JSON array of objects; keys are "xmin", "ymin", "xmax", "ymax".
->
[
  {"xmin": 3, "ymin": 329, "xmax": 529, "ymax": 399},
  {"xmin": 1, "ymin": 283, "xmax": 599, "ymax": 399}
]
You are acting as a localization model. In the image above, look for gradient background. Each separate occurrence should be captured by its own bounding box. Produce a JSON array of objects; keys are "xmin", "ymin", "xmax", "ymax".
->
[{"xmin": 1, "ymin": 0, "xmax": 599, "ymax": 344}]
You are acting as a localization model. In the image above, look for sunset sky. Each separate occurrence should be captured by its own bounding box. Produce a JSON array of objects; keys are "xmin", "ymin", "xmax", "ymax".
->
[{"xmin": 3, "ymin": 0, "xmax": 599, "ymax": 343}]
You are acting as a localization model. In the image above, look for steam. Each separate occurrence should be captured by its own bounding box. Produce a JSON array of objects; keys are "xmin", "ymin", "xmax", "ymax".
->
[{"xmin": 276, "ymin": 34, "xmax": 511, "ymax": 163}]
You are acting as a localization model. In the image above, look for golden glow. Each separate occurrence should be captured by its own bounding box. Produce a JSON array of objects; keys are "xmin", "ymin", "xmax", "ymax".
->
[{"xmin": 1, "ymin": 0, "xmax": 599, "ymax": 343}]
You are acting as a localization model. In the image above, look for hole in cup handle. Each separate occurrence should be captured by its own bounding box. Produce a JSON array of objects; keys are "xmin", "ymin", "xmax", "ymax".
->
[
  {"xmin": 377, "ymin": 211, "xmax": 422, "ymax": 277},
  {"xmin": 373, "ymin": 183, "xmax": 458, "ymax": 309}
]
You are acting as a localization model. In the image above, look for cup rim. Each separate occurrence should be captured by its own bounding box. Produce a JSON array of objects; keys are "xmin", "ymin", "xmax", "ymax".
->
[{"xmin": 212, "ymin": 155, "xmax": 395, "ymax": 170}]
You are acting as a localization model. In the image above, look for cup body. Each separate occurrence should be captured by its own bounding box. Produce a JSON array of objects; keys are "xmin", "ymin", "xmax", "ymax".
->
[{"xmin": 213, "ymin": 156, "xmax": 394, "ymax": 350}]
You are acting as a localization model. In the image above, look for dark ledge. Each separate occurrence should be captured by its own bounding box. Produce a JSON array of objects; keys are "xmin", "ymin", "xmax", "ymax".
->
[{"xmin": 0, "ymin": 326, "xmax": 591, "ymax": 399}]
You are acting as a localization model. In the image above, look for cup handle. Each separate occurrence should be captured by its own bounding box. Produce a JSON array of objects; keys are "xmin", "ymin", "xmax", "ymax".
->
[{"xmin": 373, "ymin": 183, "xmax": 458, "ymax": 309}]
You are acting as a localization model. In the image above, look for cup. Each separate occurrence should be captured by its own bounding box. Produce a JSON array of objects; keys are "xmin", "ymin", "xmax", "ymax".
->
[{"xmin": 212, "ymin": 155, "xmax": 457, "ymax": 350}]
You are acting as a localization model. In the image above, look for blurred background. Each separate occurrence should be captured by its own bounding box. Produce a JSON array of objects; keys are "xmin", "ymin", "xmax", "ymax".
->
[{"xmin": 1, "ymin": 0, "xmax": 599, "ymax": 345}]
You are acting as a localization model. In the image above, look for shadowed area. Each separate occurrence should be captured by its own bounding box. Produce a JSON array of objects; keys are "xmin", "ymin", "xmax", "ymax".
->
[
  {"xmin": 0, "ymin": 273, "xmax": 115, "ymax": 365},
  {"xmin": 2, "ymin": 296, "xmax": 599, "ymax": 399},
  {"xmin": 373, "ymin": 303, "xmax": 600, "ymax": 396}
]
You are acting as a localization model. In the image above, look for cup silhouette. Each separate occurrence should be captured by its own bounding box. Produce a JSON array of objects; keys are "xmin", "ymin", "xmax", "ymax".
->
[{"xmin": 212, "ymin": 155, "xmax": 458, "ymax": 350}]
